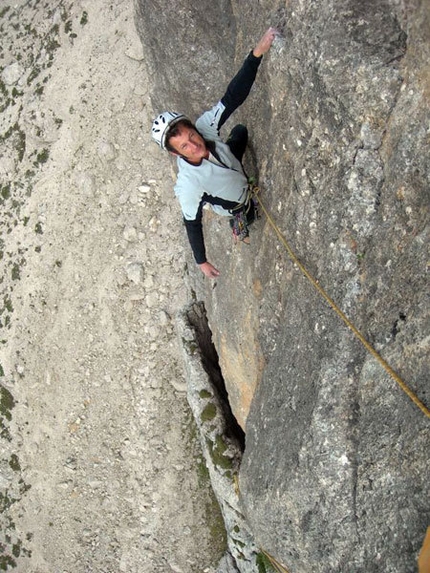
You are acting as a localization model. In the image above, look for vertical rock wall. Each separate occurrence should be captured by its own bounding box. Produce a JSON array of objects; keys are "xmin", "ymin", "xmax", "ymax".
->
[
  {"xmin": 238, "ymin": 3, "xmax": 429, "ymax": 571},
  {"xmin": 135, "ymin": 0, "xmax": 429, "ymax": 571}
]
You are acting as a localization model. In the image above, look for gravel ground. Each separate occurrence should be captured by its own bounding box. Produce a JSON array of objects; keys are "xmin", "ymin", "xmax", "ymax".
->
[{"xmin": 0, "ymin": 1, "xmax": 224, "ymax": 571}]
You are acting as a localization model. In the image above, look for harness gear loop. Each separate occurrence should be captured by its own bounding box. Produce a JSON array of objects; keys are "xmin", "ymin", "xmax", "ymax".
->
[
  {"xmin": 230, "ymin": 211, "xmax": 250, "ymax": 242},
  {"xmin": 251, "ymin": 187, "xmax": 430, "ymax": 420},
  {"xmin": 230, "ymin": 184, "xmax": 260, "ymax": 243}
]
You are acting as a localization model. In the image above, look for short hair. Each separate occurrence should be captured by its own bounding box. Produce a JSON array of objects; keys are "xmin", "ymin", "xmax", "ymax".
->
[{"xmin": 165, "ymin": 118, "xmax": 196, "ymax": 153}]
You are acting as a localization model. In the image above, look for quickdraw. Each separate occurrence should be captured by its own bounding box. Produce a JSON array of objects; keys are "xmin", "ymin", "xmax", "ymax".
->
[
  {"xmin": 230, "ymin": 183, "xmax": 260, "ymax": 243},
  {"xmin": 230, "ymin": 210, "xmax": 250, "ymax": 242}
]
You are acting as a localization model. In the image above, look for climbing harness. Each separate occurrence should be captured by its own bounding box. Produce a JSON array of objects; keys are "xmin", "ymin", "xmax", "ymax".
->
[
  {"xmin": 230, "ymin": 210, "xmax": 250, "ymax": 242},
  {"xmin": 250, "ymin": 186, "xmax": 430, "ymax": 420},
  {"xmin": 230, "ymin": 185, "xmax": 260, "ymax": 243}
]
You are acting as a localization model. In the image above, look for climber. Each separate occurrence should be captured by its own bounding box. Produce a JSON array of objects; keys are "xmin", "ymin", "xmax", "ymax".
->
[{"xmin": 151, "ymin": 27, "xmax": 277, "ymax": 278}]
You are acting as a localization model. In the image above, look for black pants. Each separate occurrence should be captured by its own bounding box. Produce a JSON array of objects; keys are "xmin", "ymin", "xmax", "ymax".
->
[
  {"xmin": 226, "ymin": 124, "xmax": 248, "ymax": 162},
  {"xmin": 226, "ymin": 124, "xmax": 256, "ymax": 224}
]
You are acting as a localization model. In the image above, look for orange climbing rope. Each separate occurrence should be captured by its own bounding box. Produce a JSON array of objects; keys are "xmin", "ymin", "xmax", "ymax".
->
[
  {"xmin": 252, "ymin": 188, "xmax": 430, "ymax": 420},
  {"xmin": 261, "ymin": 549, "xmax": 291, "ymax": 573}
]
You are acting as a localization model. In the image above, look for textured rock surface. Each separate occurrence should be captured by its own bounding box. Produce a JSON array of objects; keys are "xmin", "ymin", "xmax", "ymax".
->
[
  {"xmin": 136, "ymin": 0, "xmax": 429, "ymax": 571},
  {"xmin": 176, "ymin": 303, "xmax": 255, "ymax": 573},
  {"xmin": 134, "ymin": 0, "xmax": 269, "ymax": 429}
]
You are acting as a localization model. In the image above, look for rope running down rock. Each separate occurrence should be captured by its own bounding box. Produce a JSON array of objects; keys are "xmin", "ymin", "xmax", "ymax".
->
[{"xmin": 251, "ymin": 187, "xmax": 430, "ymax": 420}]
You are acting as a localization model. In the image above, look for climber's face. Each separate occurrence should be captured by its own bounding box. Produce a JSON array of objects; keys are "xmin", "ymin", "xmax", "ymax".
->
[{"xmin": 168, "ymin": 125, "xmax": 209, "ymax": 164}]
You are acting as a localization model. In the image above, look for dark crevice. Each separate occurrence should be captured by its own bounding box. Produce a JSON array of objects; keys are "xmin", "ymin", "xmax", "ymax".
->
[
  {"xmin": 186, "ymin": 301, "xmax": 245, "ymax": 453},
  {"xmin": 391, "ymin": 311, "xmax": 406, "ymax": 341}
]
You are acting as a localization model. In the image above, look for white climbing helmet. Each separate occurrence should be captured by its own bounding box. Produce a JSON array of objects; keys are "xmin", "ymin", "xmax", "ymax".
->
[{"xmin": 151, "ymin": 111, "xmax": 188, "ymax": 150}]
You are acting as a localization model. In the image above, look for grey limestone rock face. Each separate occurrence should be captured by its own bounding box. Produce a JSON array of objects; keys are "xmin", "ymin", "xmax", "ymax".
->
[
  {"xmin": 134, "ymin": 0, "xmax": 236, "ymax": 117},
  {"xmin": 238, "ymin": 2, "xmax": 429, "ymax": 572},
  {"xmin": 136, "ymin": 0, "xmax": 429, "ymax": 571},
  {"xmin": 175, "ymin": 303, "xmax": 258, "ymax": 573}
]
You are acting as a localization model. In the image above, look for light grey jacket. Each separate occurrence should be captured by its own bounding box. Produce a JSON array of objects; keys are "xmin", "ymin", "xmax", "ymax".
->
[{"xmin": 174, "ymin": 101, "xmax": 249, "ymax": 220}]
